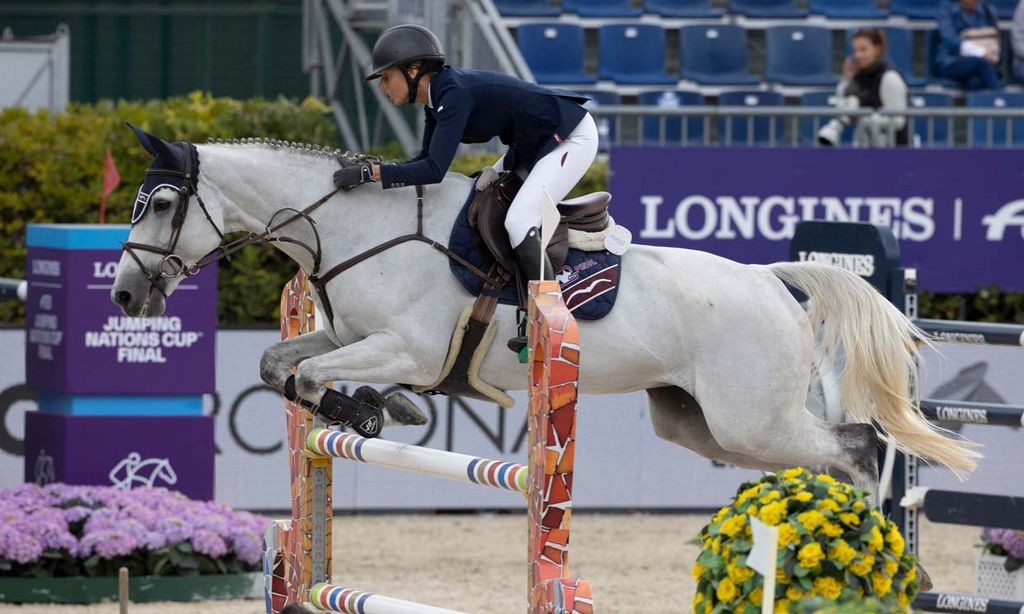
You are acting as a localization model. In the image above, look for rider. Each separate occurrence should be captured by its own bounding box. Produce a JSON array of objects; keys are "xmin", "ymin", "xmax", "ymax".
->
[{"xmin": 332, "ymin": 24, "xmax": 598, "ymax": 352}]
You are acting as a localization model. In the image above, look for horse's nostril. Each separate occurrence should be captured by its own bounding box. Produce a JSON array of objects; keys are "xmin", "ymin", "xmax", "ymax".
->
[{"xmin": 115, "ymin": 290, "xmax": 132, "ymax": 306}]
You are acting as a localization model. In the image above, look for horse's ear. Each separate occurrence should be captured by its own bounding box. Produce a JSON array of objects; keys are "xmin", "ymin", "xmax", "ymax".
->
[{"xmin": 126, "ymin": 122, "xmax": 178, "ymax": 162}]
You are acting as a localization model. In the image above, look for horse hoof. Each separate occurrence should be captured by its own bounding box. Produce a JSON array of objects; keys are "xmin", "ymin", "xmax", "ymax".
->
[
  {"xmin": 384, "ymin": 393, "xmax": 429, "ymax": 426},
  {"xmin": 352, "ymin": 385, "xmax": 386, "ymax": 409},
  {"xmin": 917, "ymin": 562, "xmax": 933, "ymax": 592}
]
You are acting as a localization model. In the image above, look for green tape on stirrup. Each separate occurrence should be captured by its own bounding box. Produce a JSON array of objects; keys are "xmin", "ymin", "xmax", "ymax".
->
[{"xmin": 517, "ymin": 346, "xmax": 529, "ymax": 364}]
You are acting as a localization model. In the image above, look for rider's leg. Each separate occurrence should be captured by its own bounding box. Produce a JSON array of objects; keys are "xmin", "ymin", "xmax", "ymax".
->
[{"xmin": 504, "ymin": 113, "xmax": 598, "ymax": 351}]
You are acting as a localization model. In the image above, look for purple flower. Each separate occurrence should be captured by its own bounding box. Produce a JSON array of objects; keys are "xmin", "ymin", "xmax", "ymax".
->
[
  {"xmin": 984, "ymin": 528, "xmax": 1024, "ymax": 560},
  {"xmin": 192, "ymin": 528, "xmax": 227, "ymax": 558},
  {"xmin": 0, "ymin": 524, "xmax": 44, "ymax": 564},
  {"xmin": 79, "ymin": 528, "xmax": 138, "ymax": 559}
]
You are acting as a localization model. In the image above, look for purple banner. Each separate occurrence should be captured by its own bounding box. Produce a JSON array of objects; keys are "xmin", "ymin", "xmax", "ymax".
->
[
  {"xmin": 609, "ymin": 147, "xmax": 1024, "ymax": 292},
  {"xmin": 25, "ymin": 244, "xmax": 217, "ymax": 395},
  {"xmin": 24, "ymin": 412, "xmax": 215, "ymax": 500}
]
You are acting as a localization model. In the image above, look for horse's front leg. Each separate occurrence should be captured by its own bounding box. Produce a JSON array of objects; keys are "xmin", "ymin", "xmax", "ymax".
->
[
  {"xmin": 292, "ymin": 331, "xmax": 430, "ymax": 438},
  {"xmin": 259, "ymin": 330, "xmax": 339, "ymax": 392}
]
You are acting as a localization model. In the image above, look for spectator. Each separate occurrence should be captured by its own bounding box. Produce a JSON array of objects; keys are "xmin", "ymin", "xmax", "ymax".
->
[
  {"xmin": 934, "ymin": 0, "xmax": 1002, "ymax": 90},
  {"xmin": 1013, "ymin": 0, "xmax": 1024, "ymax": 81},
  {"xmin": 818, "ymin": 28, "xmax": 908, "ymax": 147}
]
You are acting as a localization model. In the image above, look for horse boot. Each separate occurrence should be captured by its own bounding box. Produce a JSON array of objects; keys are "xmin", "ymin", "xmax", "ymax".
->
[
  {"xmin": 283, "ymin": 375, "xmax": 383, "ymax": 438},
  {"xmin": 507, "ymin": 227, "xmax": 554, "ymax": 356}
]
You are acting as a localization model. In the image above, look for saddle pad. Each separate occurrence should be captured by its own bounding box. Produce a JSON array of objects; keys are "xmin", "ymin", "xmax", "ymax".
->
[{"xmin": 448, "ymin": 190, "xmax": 621, "ymax": 321}]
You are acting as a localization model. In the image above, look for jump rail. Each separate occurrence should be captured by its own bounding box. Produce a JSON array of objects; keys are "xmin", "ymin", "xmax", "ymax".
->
[
  {"xmin": 919, "ymin": 399, "xmax": 1024, "ymax": 428},
  {"xmin": 915, "ymin": 319, "xmax": 1024, "ymax": 348},
  {"xmin": 913, "ymin": 591, "xmax": 1024, "ymax": 614},
  {"xmin": 264, "ymin": 274, "xmax": 594, "ymax": 614},
  {"xmin": 0, "ymin": 277, "xmax": 27, "ymax": 302}
]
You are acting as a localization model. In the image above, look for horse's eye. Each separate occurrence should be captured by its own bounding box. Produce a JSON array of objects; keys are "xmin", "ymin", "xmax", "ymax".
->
[{"xmin": 154, "ymin": 200, "xmax": 171, "ymax": 212}]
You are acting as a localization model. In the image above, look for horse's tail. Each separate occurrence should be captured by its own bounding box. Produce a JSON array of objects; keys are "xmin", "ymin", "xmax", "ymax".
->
[{"xmin": 768, "ymin": 261, "xmax": 980, "ymax": 479}]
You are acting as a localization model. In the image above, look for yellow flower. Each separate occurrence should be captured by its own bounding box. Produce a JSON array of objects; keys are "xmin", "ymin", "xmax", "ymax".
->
[
  {"xmin": 853, "ymin": 500, "xmax": 866, "ymax": 512},
  {"xmin": 826, "ymin": 487, "xmax": 849, "ymax": 503},
  {"xmin": 760, "ymin": 490, "xmax": 782, "ymax": 503},
  {"xmin": 774, "ymin": 599, "xmax": 791, "ymax": 614},
  {"xmin": 816, "ymin": 474, "xmax": 837, "ymax": 484},
  {"xmin": 905, "ymin": 564, "xmax": 917, "ymax": 584},
  {"xmin": 828, "ymin": 539, "xmax": 857, "ymax": 566},
  {"xmin": 793, "ymin": 491, "xmax": 813, "ymax": 502},
  {"xmin": 797, "ymin": 510, "xmax": 826, "ymax": 532},
  {"xmin": 692, "ymin": 561, "xmax": 705, "ymax": 580},
  {"xmin": 759, "ymin": 501, "xmax": 788, "ymax": 526},
  {"xmin": 786, "ymin": 585, "xmax": 803, "ymax": 601},
  {"xmin": 839, "ymin": 512, "xmax": 861, "ymax": 527},
  {"xmin": 819, "ymin": 521, "xmax": 843, "ymax": 538},
  {"xmin": 719, "ymin": 514, "xmax": 747, "ymax": 538},
  {"xmin": 870, "ymin": 510, "xmax": 885, "ymax": 524},
  {"xmin": 727, "ymin": 562, "xmax": 755, "ymax": 584},
  {"xmin": 776, "ymin": 567, "xmax": 791, "ymax": 584},
  {"xmin": 816, "ymin": 499, "xmax": 840, "ymax": 513},
  {"xmin": 694, "ymin": 591, "xmax": 703, "ymax": 607},
  {"xmin": 798, "ymin": 542, "xmax": 825, "ymax": 569},
  {"xmin": 710, "ymin": 537, "xmax": 721, "ymax": 554},
  {"xmin": 884, "ymin": 558, "xmax": 899, "ymax": 576},
  {"xmin": 897, "ymin": 591, "xmax": 909, "ymax": 609},
  {"xmin": 783, "ymin": 467, "xmax": 808, "ymax": 480},
  {"xmin": 746, "ymin": 504, "xmax": 759, "ymax": 516},
  {"xmin": 712, "ymin": 507, "xmax": 729, "ymax": 524},
  {"xmin": 778, "ymin": 523, "xmax": 799, "ymax": 547},
  {"xmin": 736, "ymin": 484, "xmax": 765, "ymax": 506},
  {"xmin": 716, "ymin": 578, "xmax": 739, "ymax": 603},
  {"xmin": 887, "ymin": 526, "xmax": 905, "ymax": 557},
  {"xmin": 867, "ymin": 526, "xmax": 885, "ymax": 552},
  {"xmin": 849, "ymin": 554, "xmax": 875, "ymax": 577},
  {"xmin": 871, "ymin": 571, "xmax": 893, "ymax": 596},
  {"xmin": 813, "ymin": 576, "xmax": 843, "ymax": 600},
  {"xmin": 749, "ymin": 587, "xmax": 764, "ymax": 605}
]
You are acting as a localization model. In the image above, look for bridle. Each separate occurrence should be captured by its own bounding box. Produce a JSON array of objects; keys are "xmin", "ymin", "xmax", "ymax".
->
[{"xmin": 121, "ymin": 143, "xmax": 502, "ymax": 325}]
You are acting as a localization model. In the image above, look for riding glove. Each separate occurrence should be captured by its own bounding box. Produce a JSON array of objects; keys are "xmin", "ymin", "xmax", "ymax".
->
[{"xmin": 333, "ymin": 163, "xmax": 374, "ymax": 190}]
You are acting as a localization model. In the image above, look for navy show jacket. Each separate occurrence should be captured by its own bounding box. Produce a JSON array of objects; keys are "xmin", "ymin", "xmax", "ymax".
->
[{"xmin": 379, "ymin": 66, "xmax": 589, "ymax": 189}]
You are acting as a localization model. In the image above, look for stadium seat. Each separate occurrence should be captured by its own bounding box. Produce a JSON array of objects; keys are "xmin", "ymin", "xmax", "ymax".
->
[
  {"xmin": 845, "ymin": 27, "xmax": 926, "ymax": 88},
  {"xmin": 798, "ymin": 92, "xmax": 854, "ymax": 146},
  {"xmin": 680, "ymin": 25, "xmax": 759, "ymax": 86},
  {"xmin": 577, "ymin": 90, "xmax": 620, "ymax": 152},
  {"xmin": 810, "ymin": 0, "xmax": 886, "ymax": 19},
  {"xmin": 908, "ymin": 92, "xmax": 954, "ymax": 147},
  {"xmin": 765, "ymin": 26, "xmax": 837, "ymax": 86},
  {"xmin": 717, "ymin": 91, "xmax": 786, "ymax": 146},
  {"xmin": 494, "ymin": 0, "xmax": 559, "ymax": 17},
  {"xmin": 890, "ymin": 0, "xmax": 941, "ymax": 20},
  {"xmin": 638, "ymin": 91, "xmax": 706, "ymax": 145},
  {"xmin": 517, "ymin": 24, "xmax": 595, "ymax": 85},
  {"xmin": 966, "ymin": 92, "xmax": 1024, "ymax": 147},
  {"xmin": 598, "ymin": 25, "xmax": 677, "ymax": 85},
  {"xmin": 988, "ymin": 0, "xmax": 1018, "ymax": 18},
  {"xmin": 729, "ymin": 0, "xmax": 807, "ymax": 18},
  {"xmin": 564, "ymin": 0, "xmax": 642, "ymax": 16},
  {"xmin": 644, "ymin": 0, "xmax": 723, "ymax": 18}
]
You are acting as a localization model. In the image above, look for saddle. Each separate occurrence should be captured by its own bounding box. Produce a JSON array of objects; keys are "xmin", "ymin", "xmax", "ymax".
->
[{"xmin": 468, "ymin": 172, "xmax": 611, "ymax": 274}]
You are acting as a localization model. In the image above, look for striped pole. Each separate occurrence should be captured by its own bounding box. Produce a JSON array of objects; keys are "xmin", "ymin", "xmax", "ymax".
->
[
  {"xmin": 307, "ymin": 428, "xmax": 529, "ymax": 493},
  {"xmin": 310, "ymin": 583, "xmax": 470, "ymax": 614}
]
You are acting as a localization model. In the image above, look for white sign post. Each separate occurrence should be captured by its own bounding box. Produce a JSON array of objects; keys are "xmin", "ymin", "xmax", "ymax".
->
[{"xmin": 747, "ymin": 515, "xmax": 780, "ymax": 614}]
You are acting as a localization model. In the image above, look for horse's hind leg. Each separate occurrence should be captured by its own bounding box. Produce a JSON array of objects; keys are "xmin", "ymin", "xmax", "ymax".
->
[{"xmin": 647, "ymin": 386, "xmax": 788, "ymax": 471}]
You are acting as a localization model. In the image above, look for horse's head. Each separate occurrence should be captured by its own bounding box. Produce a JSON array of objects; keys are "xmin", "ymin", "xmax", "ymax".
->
[{"xmin": 112, "ymin": 124, "xmax": 224, "ymax": 317}]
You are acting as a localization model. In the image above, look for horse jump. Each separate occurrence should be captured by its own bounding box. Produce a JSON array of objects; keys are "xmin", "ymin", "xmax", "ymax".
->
[{"xmin": 263, "ymin": 273, "xmax": 593, "ymax": 614}]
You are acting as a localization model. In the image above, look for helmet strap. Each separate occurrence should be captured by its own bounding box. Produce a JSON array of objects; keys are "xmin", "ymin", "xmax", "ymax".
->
[{"xmin": 403, "ymin": 65, "xmax": 426, "ymax": 104}]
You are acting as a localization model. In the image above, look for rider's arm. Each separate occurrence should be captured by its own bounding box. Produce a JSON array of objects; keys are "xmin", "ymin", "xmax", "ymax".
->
[
  {"xmin": 373, "ymin": 108, "xmax": 436, "ymax": 181},
  {"xmin": 378, "ymin": 89, "xmax": 471, "ymax": 188}
]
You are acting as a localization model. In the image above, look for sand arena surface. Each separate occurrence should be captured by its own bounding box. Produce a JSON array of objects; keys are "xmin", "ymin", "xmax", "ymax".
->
[{"xmin": 4, "ymin": 514, "xmax": 977, "ymax": 614}]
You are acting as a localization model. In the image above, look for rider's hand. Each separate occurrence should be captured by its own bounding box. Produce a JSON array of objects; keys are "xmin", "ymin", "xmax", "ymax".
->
[
  {"xmin": 333, "ymin": 163, "xmax": 374, "ymax": 190},
  {"xmin": 475, "ymin": 166, "xmax": 499, "ymax": 192}
]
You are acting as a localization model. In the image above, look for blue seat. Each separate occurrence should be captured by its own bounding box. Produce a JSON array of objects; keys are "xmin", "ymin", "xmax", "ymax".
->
[
  {"xmin": 598, "ymin": 25, "xmax": 677, "ymax": 85},
  {"xmin": 845, "ymin": 27, "xmax": 926, "ymax": 88},
  {"xmin": 680, "ymin": 25, "xmax": 759, "ymax": 86},
  {"xmin": 494, "ymin": 0, "xmax": 559, "ymax": 16},
  {"xmin": 717, "ymin": 91, "xmax": 786, "ymax": 146},
  {"xmin": 967, "ymin": 92, "xmax": 1024, "ymax": 147},
  {"xmin": 765, "ymin": 26, "xmax": 837, "ymax": 86},
  {"xmin": 517, "ymin": 24, "xmax": 595, "ymax": 85},
  {"xmin": 577, "ymin": 91, "xmax": 620, "ymax": 152},
  {"xmin": 811, "ymin": 0, "xmax": 886, "ymax": 19},
  {"xmin": 908, "ymin": 92, "xmax": 954, "ymax": 147},
  {"xmin": 988, "ymin": 0, "xmax": 1019, "ymax": 18},
  {"xmin": 638, "ymin": 91, "xmax": 705, "ymax": 145},
  {"xmin": 890, "ymin": 0, "xmax": 941, "ymax": 19},
  {"xmin": 729, "ymin": 0, "xmax": 807, "ymax": 18},
  {"xmin": 798, "ymin": 92, "xmax": 854, "ymax": 146},
  {"xmin": 644, "ymin": 0, "xmax": 723, "ymax": 17},
  {"xmin": 565, "ymin": 0, "xmax": 642, "ymax": 16}
]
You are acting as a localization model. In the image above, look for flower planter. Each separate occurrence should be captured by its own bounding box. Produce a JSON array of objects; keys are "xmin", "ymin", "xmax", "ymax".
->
[
  {"xmin": 976, "ymin": 551, "xmax": 1024, "ymax": 600},
  {"xmin": 0, "ymin": 571, "xmax": 262, "ymax": 604}
]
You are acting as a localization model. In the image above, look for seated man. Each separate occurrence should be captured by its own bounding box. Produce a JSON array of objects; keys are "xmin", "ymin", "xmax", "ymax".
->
[
  {"xmin": 934, "ymin": 0, "xmax": 1003, "ymax": 90},
  {"xmin": 1013, "ymin": 0, "xmax": 1024, "ymax": 82}
]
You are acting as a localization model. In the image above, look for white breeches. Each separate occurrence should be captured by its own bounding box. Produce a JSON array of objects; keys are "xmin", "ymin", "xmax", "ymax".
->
[{"xmin": 495, "ymin": 113, "xmax": 599, "ymax": 247}]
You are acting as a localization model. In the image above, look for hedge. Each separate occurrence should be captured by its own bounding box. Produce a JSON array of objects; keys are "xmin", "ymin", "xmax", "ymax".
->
[{"xmin": 0, "ymin": 94, "xmax": 1018, "ymax": 325}]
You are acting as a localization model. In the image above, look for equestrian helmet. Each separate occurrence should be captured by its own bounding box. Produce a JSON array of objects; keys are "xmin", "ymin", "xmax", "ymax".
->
[{"xmin": 364, "ymin": 24, "xmax": 445, "ymax": 82}]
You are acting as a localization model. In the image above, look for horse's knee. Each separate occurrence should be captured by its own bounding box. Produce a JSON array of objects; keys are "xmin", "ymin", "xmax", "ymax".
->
[
  {"xmin": 259, "ymin": 344, "xmax": 287, "ymax": 388},
  {"xmin": 294, "ymin": 361, "xmax": 323, "ymax": 399},
  {"xmin": 835, "ymin": 423, "xmax": 879, "ymax": 478}
]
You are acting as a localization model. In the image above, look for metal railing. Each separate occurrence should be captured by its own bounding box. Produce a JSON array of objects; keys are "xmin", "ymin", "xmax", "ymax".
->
[{"xmin": 587, "ymin": 105, "xmax": 1024, "ymax": 148}]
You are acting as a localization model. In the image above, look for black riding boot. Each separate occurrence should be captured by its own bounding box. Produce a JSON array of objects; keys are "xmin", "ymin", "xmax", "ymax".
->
[{"xmin": 507, "ymin": 227, "xmax": 554, "ymax": 354}]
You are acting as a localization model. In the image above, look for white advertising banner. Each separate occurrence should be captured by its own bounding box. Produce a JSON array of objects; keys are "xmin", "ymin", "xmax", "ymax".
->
[{"xmin": 0, "ymin": 329, "xmax": 1021, "ymax": 510}]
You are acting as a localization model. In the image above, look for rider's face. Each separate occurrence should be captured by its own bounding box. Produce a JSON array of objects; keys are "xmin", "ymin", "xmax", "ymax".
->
[{"xmin": 379, "ymin": 66, "xmax": 413, "ymax": 106}]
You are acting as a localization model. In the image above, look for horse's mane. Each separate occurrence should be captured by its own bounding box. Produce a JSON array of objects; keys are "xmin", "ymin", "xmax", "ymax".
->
[{"xmin": 205, "ymin": 137, "xmax": 380, "ymax": 165}]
